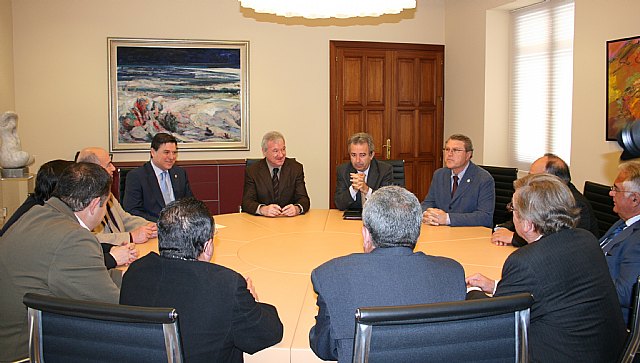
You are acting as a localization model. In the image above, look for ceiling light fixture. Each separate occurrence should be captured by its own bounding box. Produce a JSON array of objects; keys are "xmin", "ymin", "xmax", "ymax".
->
[{"xmin": 238, "ymin": 0, "xmax": 416, "ymax": 19}]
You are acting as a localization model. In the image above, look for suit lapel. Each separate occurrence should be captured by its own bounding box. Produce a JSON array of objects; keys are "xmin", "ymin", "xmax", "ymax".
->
[
  {"xmin": 367, "ymin": 159, "xmax": 380, "ymax": 186},
  {"xmin": 605, "ymin": 220, "xmax": 640, "ymax": 253},
  {"xmin": 145, "ymin": 162, "xmax": 166, "ymax": 208},
  {"xmin": 451, "ymin": 163, "xmax": 476, "ymax": 203}
]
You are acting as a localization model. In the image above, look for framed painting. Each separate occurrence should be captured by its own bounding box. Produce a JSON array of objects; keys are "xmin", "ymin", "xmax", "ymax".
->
[
  {"xmin": 607, "ymin": 35, "xmax": 640, "ymax": 141},
  {"xmin": 108, "ymin": 38, "xmax": 249, "ymax": 151}
]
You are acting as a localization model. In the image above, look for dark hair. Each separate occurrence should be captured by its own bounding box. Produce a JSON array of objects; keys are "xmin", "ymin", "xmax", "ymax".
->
[
  {"xmin": 52, "ymin": 162, "xmax": 111, "ymax": 211},
  {"xmin": 34, "ymin": 160, "xmax": 74, "ymax": 204},
  {"xmin": 347, "ymin": 132, "xmax": 375, "ymax": 153},
  {"xmin": 543, "ymin": 153, "xmax": 571, "ymax": 183},
  {"xmin": 151, "ymin": 133, "xmax": 178, "ymax": 151},
  {"xmin": 158, "ymin": 197, "xmax": 214, "ymax": 260}
]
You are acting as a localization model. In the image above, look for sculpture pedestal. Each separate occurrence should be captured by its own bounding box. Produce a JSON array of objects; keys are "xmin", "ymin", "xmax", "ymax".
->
[
  {"xmin": 0, "ymin": 174, "xmax": 34, "ymax": 227},
  {"xmin": 1, "ymin": 167, "xmax": 29, "ymax": 178}
]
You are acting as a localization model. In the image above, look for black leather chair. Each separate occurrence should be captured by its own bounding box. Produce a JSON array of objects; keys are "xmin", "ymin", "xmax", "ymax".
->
[
  {"xmin": 23, "ymin": 293, "xmax": 183, "ymax": 363},
  {"xmin": 620, "ymin": 276, "xmax": 640, "ymax": 363},
  {"xmin": 478, "ymin": 165, "xmax": 519, "ymax": 226},
  {"xmin": 583, "ymin": 181, "xmax": 618, "ymax": 238},
  {"xmin": 245, "ymin": 158, "xmax": 261, "ymax": 168},
  {"xmin": 352, "ymin": 293, "xmax": 533, "ymax": 363},
  {"xmin": 378, "ymin": 159, "xmax": 405, "ymax": 187}
]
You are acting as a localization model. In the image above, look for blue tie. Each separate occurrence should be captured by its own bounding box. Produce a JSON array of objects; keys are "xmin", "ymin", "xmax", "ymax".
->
[
  {"xmin": 160, "ymin": 171, "xmax": 173, "ymax": 205},
  {"xmin": 600, "ymin": 221, "xmax": 626, "ymax": 249}
]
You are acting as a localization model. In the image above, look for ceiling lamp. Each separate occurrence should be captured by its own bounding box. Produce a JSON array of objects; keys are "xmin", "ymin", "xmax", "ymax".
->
[{"xmin": 238, "ymin": 0, "xmax": 416, "ymax": 19}]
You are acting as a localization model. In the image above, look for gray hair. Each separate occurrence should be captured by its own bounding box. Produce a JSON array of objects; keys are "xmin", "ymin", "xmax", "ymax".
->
[
  {"xmin": 76, "ymin": 149, "xmax": 101, "ymax": 165},
  {"xmin": 446, "ymin": 134, "xmax": 474, "ymax": 152},
  {"xmin": 261, "ymin": 131, "xmax": 285, "ymax": 152},
  {"xmin": 347, "ymin": 132, "xmax": 375, "ymax": 153},
  {"xmin": 513, "ymin": 173, "xmax": 579, "ymax": 235},
  {"xmin": 619, "ymin": 160, "xmax": 640, "ymax": 193},
  {"xmin": 362, "ymin": 186, "xmax": 422, "ymax": 249},
  {"xmin": 158, "ymin": 197, "xmax": 215, "ymax": 260}
]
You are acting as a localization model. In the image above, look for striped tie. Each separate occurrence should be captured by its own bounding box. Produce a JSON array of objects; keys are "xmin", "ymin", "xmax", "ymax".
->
[{"xmin": 272, "ymin": 168, "xmax": 280, "ymax": 203}]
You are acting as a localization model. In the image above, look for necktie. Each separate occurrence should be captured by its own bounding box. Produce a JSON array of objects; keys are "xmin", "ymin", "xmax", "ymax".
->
[
  {"xmin": 160, "ymin": 171, "xmax": 173, "ymax": 204},
  {"xmin": 272, "ymin": 168, "xmax": 280, "ymax": 203},
  {"xmin": 600, "ymin": 221, "xmax": 626, "ymax": 249},
  {"xmin": 359, "ymin": 171, "xmax": 366, "ymax": 207},
  {"xmin": 451, "ymin": 174, "xmax": 459, "ymax": 197}
]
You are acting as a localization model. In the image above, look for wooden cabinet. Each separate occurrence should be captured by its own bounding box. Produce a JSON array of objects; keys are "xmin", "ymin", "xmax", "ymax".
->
[{"xmin": 112, "ymin": 160, "xmax": 245, "ymax": 216}]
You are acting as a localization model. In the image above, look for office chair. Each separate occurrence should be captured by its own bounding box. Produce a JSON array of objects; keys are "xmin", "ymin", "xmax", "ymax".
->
[
  {"xmin": 619, "ymin": 276, "xmax": 640, "ymax": 363},
  {"xmin": 478, "ymin": 165, "xmax": 519, "ymax": 226},
  {"xmin": 378, "ymin": 159, "xmax": 405, "ymax": 187},
  {"xmin": 584, "ymin": 181, "xmax": 618, "ymax": 238},
  {"xmin": 352, "ymin": 293, "xmax": 533, "ymax": 363},
  {"xmin": 245, "ymin": 158, "xmax": 261, "ymax": 168},
  {"xmin": 23, "ymin": 293, "xmax": 182, "ymax": 363}
]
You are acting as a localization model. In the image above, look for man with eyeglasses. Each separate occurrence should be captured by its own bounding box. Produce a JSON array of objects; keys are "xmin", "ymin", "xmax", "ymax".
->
[
  {"xmin": 600, "ymin": 159, "xmax": 640, "ymax": 326},
  {"xmin": 492, "ymin": 153, "xmax": 599, "ymax": 246},
  {"xmin": 420, "ymin": 134, "xmax": 495, "ymax": 227}
]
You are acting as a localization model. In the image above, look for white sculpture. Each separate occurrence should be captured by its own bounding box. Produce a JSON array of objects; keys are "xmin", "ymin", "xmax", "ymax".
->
[{"xmin": 0, "ymin": 111, "xmax": 35, "ymax": 169}]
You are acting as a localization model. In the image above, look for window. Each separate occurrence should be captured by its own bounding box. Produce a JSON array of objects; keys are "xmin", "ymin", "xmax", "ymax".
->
[{"xmin": 509, "ymin": 0, "xmax": 575, "ymax": 170}]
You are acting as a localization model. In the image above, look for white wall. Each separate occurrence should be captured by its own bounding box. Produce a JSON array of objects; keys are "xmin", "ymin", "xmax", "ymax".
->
[
  {"xmin": 6, "ymin": 0, "xmax": 445, "ymax": 208},
  {"xmin": 0, "ymin": 0, "xmax": 14, "ymax": 113}
]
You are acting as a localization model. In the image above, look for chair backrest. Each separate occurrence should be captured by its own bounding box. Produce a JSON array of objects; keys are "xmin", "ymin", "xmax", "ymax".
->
[
  {"xmin": 378, "ymin": 159, "xmax": 405, "ymax": 187},
  {"xmin": 246, "ymin": 158, "xmax": 262, "ymax": 168},
  {"xmin": 478, "ymin": 165, "xmax": 519, "ymax": 226},
  {"xmin": 584, "ymin": 181, "xmax": 617, "ymax": 238},
  {"xmin": 620, "ymin": 276, "xmax": 640, "ymax": 363},
  {"xmin": 353, "ymin": 293, "xmax": 533, "ymax": 363},
  {"xmin": 23, "ymin": 293, "xmax": 183, "ymax": 363}
]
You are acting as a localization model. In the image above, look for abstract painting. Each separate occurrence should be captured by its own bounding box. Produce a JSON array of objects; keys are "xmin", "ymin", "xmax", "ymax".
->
[
  {"xmin": 607, "ymin": 35, "xmax": 640, "ymax": 141},
  {"xmin": 108, "ymin": 38, "xmax": 249, "ymax": 151}
]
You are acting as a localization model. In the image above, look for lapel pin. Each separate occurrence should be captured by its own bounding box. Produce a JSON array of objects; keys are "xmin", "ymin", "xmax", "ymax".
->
[{"xmin": 466, "ymin": 178, "xmax": 471, "ymax": 183}]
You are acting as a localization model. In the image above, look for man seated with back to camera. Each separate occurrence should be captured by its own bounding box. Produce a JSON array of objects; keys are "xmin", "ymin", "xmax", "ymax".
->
[
  {"xmin": 334, "ymin": 132, "xmax": 393, "ymax": 211},
  {"xmin": 466, "ymin": 173, "xmax": 626, "ymax": 362},
  {"xmin": 421, "ymin": 134, "xmax": 495, "ymax": 228},
  {"xmin": 492, "ymin": 153, "xmax": 599, "ymax": 247},
  {"xmin": 309, "ymin": 186, "xmax": 466, "ymax": 363},
  {"xmin": 120, "ymin": 197, "xmax": 284, "ymax": 362}
]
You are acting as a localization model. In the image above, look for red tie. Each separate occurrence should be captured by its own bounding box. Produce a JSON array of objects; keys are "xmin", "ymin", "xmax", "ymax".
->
[{"xmin": 451, "ymin": 175, "xmax": 459, "ymax": 197}]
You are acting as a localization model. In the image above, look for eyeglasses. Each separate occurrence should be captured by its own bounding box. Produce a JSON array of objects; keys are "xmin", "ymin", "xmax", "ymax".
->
[
  {"xmin": 443, "ymin": 147, "xmax": 467, "ymax": 154},
  {"xmin": 506, "ymin": 202, "xmax": 515, "ymax": 213},
  {"xmin": 610, "ymin": 185, "xmax": 636, "ymax": 194}
]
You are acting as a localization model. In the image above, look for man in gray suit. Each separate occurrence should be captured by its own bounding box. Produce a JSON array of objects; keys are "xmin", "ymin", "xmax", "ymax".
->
[
  {"xmin": 421, "ymin": 134, "xmax": 495, "ymax": 227},
  {"xmin": 601, "ymin": 159, "xmax": 640, "ymax": 326},
  {"xmin": 309, "ymin": 186, "xmax": 466, "ymax": 363},
  {"xmin": 334, "ymin": 132, "xmax": 393, "ymax": 210},
  {"xmin": 0, "ymin": 163, "xmax": 120, "ymax": 361}
]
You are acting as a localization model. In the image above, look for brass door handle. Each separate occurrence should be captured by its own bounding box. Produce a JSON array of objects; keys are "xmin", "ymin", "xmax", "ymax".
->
[{"xmin": 382, "ymin": 138, "xmax": 391, "ymax": 159}]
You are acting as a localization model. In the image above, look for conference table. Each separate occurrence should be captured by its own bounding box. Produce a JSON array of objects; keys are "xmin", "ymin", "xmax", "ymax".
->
[{"xmin": 130, "ymin": 209, "xmax": 516, "ymax": 363}]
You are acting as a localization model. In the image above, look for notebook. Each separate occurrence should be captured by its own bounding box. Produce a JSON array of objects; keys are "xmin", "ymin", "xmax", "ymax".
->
[{"xmin": 342, "ymin": 209, "xmax": 362, "ymax": 220}]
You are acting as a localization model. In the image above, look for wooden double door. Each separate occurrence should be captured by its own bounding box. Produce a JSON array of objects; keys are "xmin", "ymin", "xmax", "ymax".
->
[{"xmin": 329, "ymin": 41, "xmax": 444, "ymax": 207}]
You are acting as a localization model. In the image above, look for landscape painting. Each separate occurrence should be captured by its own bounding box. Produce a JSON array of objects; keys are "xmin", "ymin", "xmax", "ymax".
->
[
  {"xmin": 108, "ymin": 38, "xmax": 249, "ymax": 151},
  {"xmin": 607, "ymin": 35, "xmax": 640, "ymax": 141}
]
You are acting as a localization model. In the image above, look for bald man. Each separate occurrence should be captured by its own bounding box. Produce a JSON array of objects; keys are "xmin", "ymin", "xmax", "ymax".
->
[
  {"xmin": 492, "ymin": 153, "xmax": 598, "ymax": 246},
  {"xmin": 77, "ymin": 147, "xmax": 157, "ymax": 252}
]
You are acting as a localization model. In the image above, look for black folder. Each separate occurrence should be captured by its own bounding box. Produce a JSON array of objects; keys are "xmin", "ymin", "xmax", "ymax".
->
[{"xmin": 342, "ymin": 209, "xmax": 362, "ymax": 220}]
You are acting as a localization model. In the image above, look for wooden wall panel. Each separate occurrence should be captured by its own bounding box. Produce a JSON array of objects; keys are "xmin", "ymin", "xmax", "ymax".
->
[
  {"xmin": 366, "ymin": 57, "xmax": 385, "ymax": 106},
  {"xmin": 343, "ymin": 57, "xmax": 363, "ymax": 105},
  {"xmin": 419, "ymin": 57, "xmax": 437, "ymax": 106}
]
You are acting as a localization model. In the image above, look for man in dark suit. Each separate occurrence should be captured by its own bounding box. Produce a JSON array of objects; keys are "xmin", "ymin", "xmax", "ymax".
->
[
  {"xmin": 600, "ymin": 160, "xmax": 640, "ymax": 326},
  {"xmin": 466, "ymin": 174, "xmax": 626, "ymax": 362},
  {"xmin": 492, "ymin": 153, "xmax": 599, "ymax": 246},
  {"xmin": 334, "ymin": 132, "xmax": 393, "ymax": 210},
  {"xmin": 309, "ymin": 186, "xmax": 467, "ymax": 363},
  {"xmin": 123, "ymin": 133, "xmax": 193, "ymax": 222},
  {"xmin": 421, "ymin": 134, "xmax": 495, "ymax": 227},
  {"xmin": 120, "ymin": 197, "xmax": 283, "ymax": 362},
  {"xmin": 0, "ymin": 163, "xmax": 120, "ymax": 361},
  {"xmin": 241, "ymin": 131, "xmax": 310, "ymax": 216}
]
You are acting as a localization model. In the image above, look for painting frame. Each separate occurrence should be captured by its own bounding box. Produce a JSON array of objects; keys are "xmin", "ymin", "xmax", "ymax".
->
[
  {"xmin": 606, "ymin": 35, "xmax": 640, "ymax": 141},
  {"xmin": 108, "ymin": 37, "xmax": 250, "ymax": 152}
]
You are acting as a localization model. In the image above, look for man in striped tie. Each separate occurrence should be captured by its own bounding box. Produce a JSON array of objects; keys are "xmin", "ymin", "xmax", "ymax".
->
[
  {"xmin": 78, "ymin": 147, "xmax": 157, "ymax": 267},
  {"xmin": 600, "ymin": 159, "xmax": 640, "ymax": 326}
]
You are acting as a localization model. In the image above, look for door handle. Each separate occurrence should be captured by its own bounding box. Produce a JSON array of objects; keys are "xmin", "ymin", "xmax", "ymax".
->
[{"xmin": 382, "ymin": 139, "xmax": 391, "ymax": 159}]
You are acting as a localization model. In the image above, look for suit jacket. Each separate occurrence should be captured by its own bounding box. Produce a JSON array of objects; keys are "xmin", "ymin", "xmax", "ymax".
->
[
  {"xmin": 241, "ymin": 158, "xmax": 310, "ymax": 215},
  {"xmin": 601, "ymin": 218, "xmax": 640, "ymax": 326},
  {"xmin": 309, "ymin": 247, "xmax": 466, "ymax": 363},
  {"xmin": 120, "ymin": 253, "xmax": 284, "ymax": 363},
  {"xmin": 501, "ymin": 182, "xmax": 600, "ymax": 247},
  {"xmin": 0, "ymin": 194, "xmax": 38, "ymax": 236},
  {"xmin": 495, "ymin": 228, "xmax": 626, "ymax": 362},
  {"xmin": 334, "ymin": 158, "xmax": 394, "ymax": 210},
  {"xmin": 123, "ymin": 161, "xmax": 193, "ymax": 222},
  {"xmin": 93, "ymin": 193, "xmax": 150, "ymax": 245},
  {"xmin": 0, "ymin": 197, "xmax": 120, "ymax": 361},
  {"xmin": 420, "ymin": 161, "xmax": 495, "ymax": 227}
]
